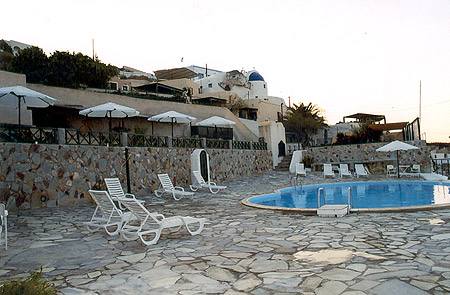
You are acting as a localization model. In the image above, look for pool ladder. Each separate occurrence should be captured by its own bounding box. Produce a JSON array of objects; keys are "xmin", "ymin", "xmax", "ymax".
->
[{"xmin": 317, "ymin": 187, "xmax": 353, "ymax": 217}]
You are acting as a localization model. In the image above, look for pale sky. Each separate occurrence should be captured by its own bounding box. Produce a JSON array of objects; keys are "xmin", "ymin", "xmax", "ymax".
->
[{"xmin": 3, "ymin": 0, "xmax": 450, "ymax": 142}]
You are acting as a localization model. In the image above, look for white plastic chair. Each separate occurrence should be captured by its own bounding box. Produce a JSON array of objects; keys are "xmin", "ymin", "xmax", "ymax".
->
[
  {"xmin": 155, "ymin": 174, "xmax": 194, "ymax": 200},
  {"xmin": 84, "ymin": 190, "xmax": 135, "ymax": 236},
  {"xmin": 355, "ymin": 164, "xmax": 370, "ymax": 178},
  {"xmin": 104, "ymin": 178, "xmax": 145, "ymax": 210},
  {"xmin": 295, "ymin": 163, "xmax": 306, "ymax": 177},
  {"xmin": 339, "ymin": 164, "xmax": 352, "ymax": 178},
  {"xmin": 0, "ymin": 204, "xmax": 7, "ymax": 250},
  {"xmin": 323, "ymin": 164, "xmax": 335, "ymax": 178},
  {"xmin": 386, "ymin": 165, "xmax": 396, "ymax": 177},
  {"xmin": 119, "ymin": 197, "xmax": 205, "ymax": 245},
  {"xmin": 189, "ymin": 171, "xmax": 227, "ymax": 194}
]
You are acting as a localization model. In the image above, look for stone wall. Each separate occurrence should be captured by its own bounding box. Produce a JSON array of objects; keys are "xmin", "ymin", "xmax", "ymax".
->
[
  {"xmin": 304, "ymin": 142, "xmax": 450, "ymax": 173},
  {"xmin": 0, "ymin": 143, "xmax": 272, "ymax": 210}
]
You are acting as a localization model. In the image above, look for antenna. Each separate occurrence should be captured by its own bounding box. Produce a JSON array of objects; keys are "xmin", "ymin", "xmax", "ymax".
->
[{"xmin": 419, "ymin": 80, "xmax": 421, "ymax": 121}]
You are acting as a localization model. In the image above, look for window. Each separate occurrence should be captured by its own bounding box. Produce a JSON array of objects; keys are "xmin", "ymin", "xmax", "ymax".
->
[
  {"xmin": 122, "ymin": 85, "xmax": 129, "ymax": 91},
  {"xmin": 208, "ymin": 83, "xmax": 213, "ymax": 88},
  {"xmin": 264, "ymin": 84, "xmax": 266, "ymax": 88}
]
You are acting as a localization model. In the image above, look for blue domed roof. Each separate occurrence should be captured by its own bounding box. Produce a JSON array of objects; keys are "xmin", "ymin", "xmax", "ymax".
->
[{"xmin": 248, "ymin": 71, "xmax": 265, "ymax": 82}]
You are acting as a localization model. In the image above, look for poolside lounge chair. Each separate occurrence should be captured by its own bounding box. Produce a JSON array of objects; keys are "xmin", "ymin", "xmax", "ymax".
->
[
  {"xmin": 323, "ymin": 164, "xmax": 335, "ymax": 178},
  {"xmin": 386, "ymin": 165, "xmax": 396, "ymax": 177},
  {"xmin": 189, "ymin": 171, "xmax": 226, "ymax": 194},
  {"xmin": 355, "ymin": 164, "xmax": 370, "ymax": 178},
  {"xmin": 295, "ymin": 163, "xmax": 306, "ymax": 177},
  {"xmin": 119, "ymin": 197, "xmax": 205, "ymax": 245},
  {"xmin": 84, "ymin": 190, "xmax": 135, "ymax": 236},
  {"xmin": 0, "ymin": 204, "xmax": 7, "ymax": 250},
  {"xmin": 155, "ymin": 174, "xmax": 194, "ymax": 200},
  {"xmin": 105, "ymin": 178, "xmax": 145, "ymax": 210},
  {"xmin": 339, "ymin": 164, "xmax": 352, "ymax": 178},
  {"xmin": 411, "ymin": 164, "xmax": 421, "ymax": 176}
]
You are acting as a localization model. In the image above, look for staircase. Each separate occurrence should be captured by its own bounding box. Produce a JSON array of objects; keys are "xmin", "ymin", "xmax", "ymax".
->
[{"xmin": 275, "ymin": 154, "xmax": 293, "ymax": 171}]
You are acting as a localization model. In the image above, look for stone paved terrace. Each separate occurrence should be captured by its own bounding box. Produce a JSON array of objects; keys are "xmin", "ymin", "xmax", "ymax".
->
[{"xmin": 1, "ymin": 171, "xmax": 450, "ymax": 294}]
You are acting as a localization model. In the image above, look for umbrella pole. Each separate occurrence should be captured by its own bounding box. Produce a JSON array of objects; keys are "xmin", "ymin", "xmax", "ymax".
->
[
  {"xmin": 17, "ymin": 96, "xmax": 21, "ymax": 126},
  {"xmin": 151, "ymin": 122, "xmax": 154, "ymax": 136},
  {"xmin": 171, "ymin": 118, "xmax": 174, "ymax": 138},
  {"xmin": 397, "ymin": 150, "xmax": 400, "ymax": 178}
]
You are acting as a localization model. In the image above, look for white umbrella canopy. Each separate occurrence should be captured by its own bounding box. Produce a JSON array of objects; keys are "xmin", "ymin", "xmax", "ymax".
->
[
  {"xmin": 79, "ymin": 102, "xmax": 140, "ymax": 132},
  {"xmin": 0, "ymin": 86, "xmax": 59, "ymax": 126},
  {"xmin": 376, "ymin": 141, "xmax": 419, "ymax": 177},
  {"xmin": 148, "ymin": 111, "xmax": 196, "ymax": 137},
  {"xmin": 196, "ymin": 116, "xmax": 236, "ymax": 127},
  {"xmin": 376, "ymin": 141, "xmax": 419, "ymax": 152}
]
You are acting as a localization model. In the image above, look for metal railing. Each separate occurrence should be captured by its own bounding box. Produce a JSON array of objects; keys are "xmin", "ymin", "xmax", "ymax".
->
[
  {"xmin": 0, "ymin": 125, "xmax": 57, "ymax": 144},
  {"xmin": 233, "ymin": 140, "xmax": 251, "ymax": 150},
  {"xmin": 173, "ymin": 137, "xmax": 202, "ymax": 148},
  {"xmin": 127, "ymin": 133, "xmax": 167, "ymax": 147},
  {"xmin": 65, "ymin": 129, "xmax": 121, "ymax": 146},
  {"xmin": 252, "ymin": 141, "xmax": 268, "ymax": 150},
  {"xmin": 317, "ymin": 188, "xmax": 326, "ymax": 208},
  {"xmin": 0, "ymin": 125, "xmax": 268, "ymax": 151},
  {"xmin": 206, "ymin": 139, "xmax": 230, "ymax": 149}
]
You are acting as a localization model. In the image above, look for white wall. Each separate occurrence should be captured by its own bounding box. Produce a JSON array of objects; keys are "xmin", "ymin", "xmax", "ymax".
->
[{"xmin": 259, "ymin": 121, "xmax": 286, "ymax": 168}]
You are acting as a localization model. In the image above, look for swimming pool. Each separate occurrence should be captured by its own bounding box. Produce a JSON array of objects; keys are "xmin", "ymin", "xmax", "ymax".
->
[{"xmin": 244, "ymin": 181, "xmax": 450, "ymax": 212}]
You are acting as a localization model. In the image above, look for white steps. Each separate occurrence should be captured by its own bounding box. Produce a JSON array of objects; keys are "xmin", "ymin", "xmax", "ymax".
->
[{"xmin": 317, "ymin": 204, "xmax": 349, "ymax": 217}]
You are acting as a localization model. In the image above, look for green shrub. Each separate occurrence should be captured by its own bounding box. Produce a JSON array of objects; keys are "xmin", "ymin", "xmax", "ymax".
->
[
  {"xmin": 302, "ymin": 155, "xmax": 315, "ymax": 168},
  {"xmin": 0, "ymin": 268, "xmax": 58, "ymax": 295}
]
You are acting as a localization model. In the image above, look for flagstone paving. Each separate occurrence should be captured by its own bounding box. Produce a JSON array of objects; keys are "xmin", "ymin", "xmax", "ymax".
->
[{"xmin": 1, "ymin": 171, "xmax": 450, "ymax": 294}]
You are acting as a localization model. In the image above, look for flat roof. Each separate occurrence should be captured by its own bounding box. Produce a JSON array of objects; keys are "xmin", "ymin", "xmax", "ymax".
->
[
  {"xmin": 154, "ymin": 68, "xmax": 197, "ymax": 80},
  {"xmin": 343, "ymin": 113, "xmax": 386, "ymax": 123},
  {"xmin": 369, "ymin": 122, "xmax": 409, "ymax": 131}
]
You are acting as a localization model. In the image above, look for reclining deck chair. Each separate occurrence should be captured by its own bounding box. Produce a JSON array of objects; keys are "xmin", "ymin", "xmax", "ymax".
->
[
  {"xmin": 0, "ymin": 204, "xmax": 7, "ymax": 250},
  {"xmin": 323, "ymin": 164, "xmax": 335, "ymax": 178},
  {"xmin": 295, "ymin": 163, "xmax": 306, "ymax": 177},
  {"xmin": 386, "ymin": 165, "xmax": 396, "ymax": 177},
  {"xmin": 155, "ymin": 174, "xmax": 194, "ymax": 200},
  {"xmin": 105, "ymin": 178, "xmax": 145, "ymax": 210},
  {"xmin": 411, "ymin": 164, "xmax": 421, "ymax": 177},
  {"xmin": 355, "ymin": 164, "xmax": 370, "ymax": 178},
  {"xmin": 339, "ymin": 164, "xmax": 352, "ymax": 178},
  {"xmin": 189, "ymin": 171, "xmax": 227, "ymax": 194},
  {"xmin": 84, "ymin": 190, "xmax": 135, "ymax": 236},
  {"xmin": 119, "ymin": 197, "xmax": 205, "ymax": 245}
]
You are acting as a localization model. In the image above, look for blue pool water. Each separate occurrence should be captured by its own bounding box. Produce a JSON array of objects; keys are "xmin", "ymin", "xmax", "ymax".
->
[{"xmin": 248, "ymin": 181, "xmax": 450, "ymax": 209}]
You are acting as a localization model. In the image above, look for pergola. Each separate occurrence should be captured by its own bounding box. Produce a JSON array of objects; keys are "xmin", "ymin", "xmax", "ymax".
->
[{"xmin": 343, "ymin": 113, "xmax": 386, "ymax": 124}]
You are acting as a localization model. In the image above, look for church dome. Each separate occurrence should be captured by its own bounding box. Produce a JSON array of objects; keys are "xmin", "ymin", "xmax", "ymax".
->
[{"xmin": 248, "ymin": 71, "xmax": 265, "ymax": 82}]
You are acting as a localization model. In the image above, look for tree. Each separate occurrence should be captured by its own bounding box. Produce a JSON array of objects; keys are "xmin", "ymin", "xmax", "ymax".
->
[
  {"xmin": 0, "ymin": 40, "xmax": 13, "ymax": 55},
  {"xmin": 283, "ymin": 102, "xmax": 327, "ymax": 146},
  {"xmin": 226, "ymin": 93, "xmax": 245, "ymax": 115},
  {"xmin": 10, "ymin": 46, "xmax": 49, "ymax": 83},
  {"xmin": 9, "ymin": 46, "xmax": 118, "ymax": 89}
]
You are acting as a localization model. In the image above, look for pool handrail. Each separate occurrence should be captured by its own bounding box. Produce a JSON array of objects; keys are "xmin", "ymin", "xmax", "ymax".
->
[{"xmin": 317, "ymin": 188, "xmax": 326, "ymax": 208}]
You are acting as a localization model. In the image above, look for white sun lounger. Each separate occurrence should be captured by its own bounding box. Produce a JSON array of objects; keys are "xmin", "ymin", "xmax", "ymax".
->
[
  {"xmin": 386, "ymin": 165, "xmax": 396, "ymax": 177},
  {"xmin": 355, "ymin": 164, "xmax": 370, "ymax": 178},
  {"xmin": 105, "ymin": 178, "xmax": 145, "ymax": 210},
  {"xmin": 323, "ymin": 164, "xmax": 335, "ymax": 178},
  {"xmin": 0, "ymin": 204, "xmax": 7, "ymax": 250},
  {"xmin": 84, "ymin": 190, "xmax": 135, "ymax": 236},
  {"xmin": 189, "ymin": 171, "xmax": 227, "ymax": 194},
  {"xmin": 295, "ymin": 163, "xmax": 306, "ymax": 177},
  {"xmin": 119, "ymin": 197, "xmax": 205, "ymax": 245},
  {"xmin": 339, "ymin": 164, "xmax": 352, "ymax": 178},
  {"xmin": 155, "ymin": 173, "xmax": 194, "ymax": 200}
]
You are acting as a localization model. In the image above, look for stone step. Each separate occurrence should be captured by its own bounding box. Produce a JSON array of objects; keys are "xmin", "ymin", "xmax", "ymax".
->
[{"xmin": 317, "ymin": 205, "xmax": 349, "ymax": 217}]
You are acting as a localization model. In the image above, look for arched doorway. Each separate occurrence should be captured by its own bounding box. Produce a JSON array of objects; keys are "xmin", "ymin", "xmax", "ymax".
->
[{"xmin": 278, "ymin": 140, "xmax": 286, "ymax": 157}]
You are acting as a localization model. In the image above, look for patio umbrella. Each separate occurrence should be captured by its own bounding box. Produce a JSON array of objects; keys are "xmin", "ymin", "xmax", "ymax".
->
[
  {"xmin": 196, "ymin": 116, "xmax": 236, "ymax": 139},
  {"xmin": 195, "ymin": 116, "xmax": 236, "ymax": 127},
  {"xmin": 148, "ymin": 111, "xmax": 196, "ymax": 137},
  {"xmin": 376, "ymin": 141, "xmax": 419, "ymax": 178},
  {"xmin": 0, "ymin": 86, "xmax": 59, "ymax": 126},
  {"xmin": 79, "ymin": 102, "xmax": 140, "ymax": 132}
]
